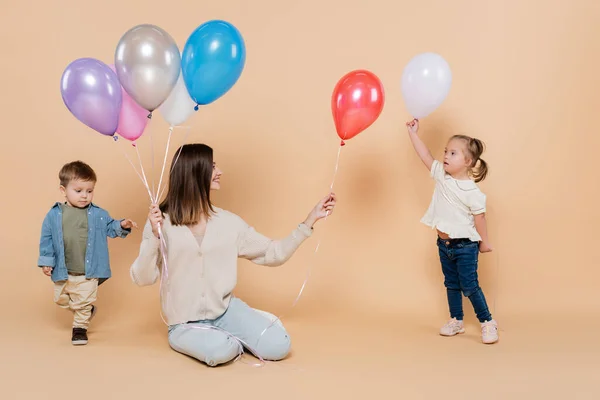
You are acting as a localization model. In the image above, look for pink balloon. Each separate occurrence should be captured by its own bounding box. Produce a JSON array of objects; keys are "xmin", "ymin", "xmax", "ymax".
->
[{"xmin": 109, "ymin": 64, "xmax": 149, "ymax": 141}]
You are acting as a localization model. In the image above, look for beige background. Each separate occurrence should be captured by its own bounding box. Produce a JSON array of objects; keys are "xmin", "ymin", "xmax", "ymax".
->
[{"xmin": 1, "ymin": 0, "xmax": 599, "ymax": 398}]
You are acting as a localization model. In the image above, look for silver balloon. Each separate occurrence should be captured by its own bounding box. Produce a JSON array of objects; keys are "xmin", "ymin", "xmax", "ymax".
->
[{"xmin": 114, "ymin": 24, "xmax": 181, "ymax": 112}]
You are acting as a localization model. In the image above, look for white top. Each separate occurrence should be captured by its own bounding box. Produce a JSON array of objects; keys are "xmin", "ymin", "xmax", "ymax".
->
[
  {"xmin": 130, "ymin": 207, "xmax": 313, "ymax": 326},
  {"xmin": 420, "ymin": 160, "xmax": 486, "ymax": 241}
]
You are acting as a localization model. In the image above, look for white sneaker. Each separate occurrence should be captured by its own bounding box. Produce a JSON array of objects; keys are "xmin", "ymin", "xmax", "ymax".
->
[
  {"xmin": 440, "ymin": 318, "xmax": 465, "ymax": 336},
  {"xmin": 481, "ymin": 320, "xmax": 499, "ymax": 344}
]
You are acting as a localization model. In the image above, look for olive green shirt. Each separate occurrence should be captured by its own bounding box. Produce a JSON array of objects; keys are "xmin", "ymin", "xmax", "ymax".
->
[{"xmin": 60, "ymin": 203, "xmax": 88, "ymax": 274}]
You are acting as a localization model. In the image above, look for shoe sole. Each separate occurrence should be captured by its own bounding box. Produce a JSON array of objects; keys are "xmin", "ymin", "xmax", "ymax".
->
[
  {"xmin": 440, "ymin": 329, "xmax": 465, "ymax": 337},
  {"xmin": 72, "ymin": 340, "xmax": 88, "ymax": 345},
  {"xmin": 482, "ymin": 338, "xmax": 499, "ymax": 344}
]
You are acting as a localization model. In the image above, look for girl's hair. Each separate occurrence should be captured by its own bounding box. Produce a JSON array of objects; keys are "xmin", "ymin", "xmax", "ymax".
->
[
  {"xmin": 450, "ymin": 135, "xmax": 489, "ymax": 182},
  {"xmin": 159, "ymin": 143, "xmax": 215, "ymax": 226}
]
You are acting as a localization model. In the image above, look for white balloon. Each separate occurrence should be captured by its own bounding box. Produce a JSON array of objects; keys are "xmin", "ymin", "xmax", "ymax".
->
[
  {"xmin": 401, "ymin": 52, "xmax": 452, "ymax": 119},
  {"xmin": 158, "ymin": 72, "xmax": 196, "ymax": 126}
]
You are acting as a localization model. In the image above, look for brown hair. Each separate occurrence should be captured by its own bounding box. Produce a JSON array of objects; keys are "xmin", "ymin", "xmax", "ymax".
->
[
  {"xmin": 449, "ymin": 135, "xmax": 489, "ymax": 182},
  {"xmin": 159, "ymin": 144, "xmax": 215, "ymax": 226},
  {"xmin": 59, "ymin": 161, "xmax": 97, "ymax": 187}
]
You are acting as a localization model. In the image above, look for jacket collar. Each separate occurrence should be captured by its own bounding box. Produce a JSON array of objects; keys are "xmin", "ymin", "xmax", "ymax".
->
[{"xmin": 51, "ymin": 202, "xmax": 99, "ymax": 210}]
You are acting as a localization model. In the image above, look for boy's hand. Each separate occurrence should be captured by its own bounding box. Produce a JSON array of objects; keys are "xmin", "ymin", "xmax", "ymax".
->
[
  {"xmin": 42, "ymin": 267, "xmax": 52, "ymax": 277},
  {"xmin": 121, "ymin": 219, "xmax": 137, "ymax": 230}
]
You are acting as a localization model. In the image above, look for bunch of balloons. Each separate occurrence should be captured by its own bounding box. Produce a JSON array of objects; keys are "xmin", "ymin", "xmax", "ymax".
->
[{"xmin": 60, "ymin": 20, "xmax": 246, "ymax": 142}]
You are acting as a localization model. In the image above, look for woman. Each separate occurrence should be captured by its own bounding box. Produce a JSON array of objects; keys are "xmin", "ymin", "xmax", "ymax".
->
[{"xmin": 130, "ymin": 143, "xmax": 337, "ymax": 366}]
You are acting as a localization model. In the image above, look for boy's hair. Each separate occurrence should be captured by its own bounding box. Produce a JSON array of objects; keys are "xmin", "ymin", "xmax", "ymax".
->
[
  {"xmin": 59, "ymin": 161, "xmax": 97, "ymax": 187},
  {"xmin": 449, "ymin": 135, "xmax": 489, "ymax": 183}
]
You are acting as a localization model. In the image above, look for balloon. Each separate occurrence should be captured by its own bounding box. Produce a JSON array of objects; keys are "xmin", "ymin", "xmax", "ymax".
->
[
  {"xmin": 401, "ymin": 52, "xmax": 452, "ymax": 119},
  {"xmin": 108, "ymin": 64, "xmax": 148, "ymax": 141},
  {"xmin": 158, "ymin": 71, "xmax": 196, "ymax": 126},
  {"xmin": 61, "ymin": 58, "xmax": 122, "ymax": 136},
  {"xmin": 182, "ymin": 20, "xmax": 246, "ymax": 106},
  {"xmin": 114, "ymin": 24, "xmax": 181, "ymax": 112},
  {"xmin": 331, "ymin": 70, "xmax": 385, "ymax": 145}
]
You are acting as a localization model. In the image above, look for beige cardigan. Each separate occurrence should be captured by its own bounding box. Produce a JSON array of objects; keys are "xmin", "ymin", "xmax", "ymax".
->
[{"xmin": 130, "ymin": 207, "xmax": 313, "ymax": 326}]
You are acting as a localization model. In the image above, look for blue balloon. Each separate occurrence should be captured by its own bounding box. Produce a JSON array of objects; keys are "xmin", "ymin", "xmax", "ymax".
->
[{"xmin": 182, "ymin": 20, "xmax": 246, "ymax": 106}]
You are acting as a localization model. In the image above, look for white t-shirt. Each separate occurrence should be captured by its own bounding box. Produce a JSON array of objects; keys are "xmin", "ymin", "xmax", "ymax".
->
[{"xmin": 420, "ymin": 160, "xmax": 486, "ymax": 241}]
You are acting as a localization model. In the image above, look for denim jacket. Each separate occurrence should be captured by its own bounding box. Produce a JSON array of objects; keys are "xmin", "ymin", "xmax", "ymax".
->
[{"xmin": 37, "ymin": 202, "xmax": 131, "ymax": 284}]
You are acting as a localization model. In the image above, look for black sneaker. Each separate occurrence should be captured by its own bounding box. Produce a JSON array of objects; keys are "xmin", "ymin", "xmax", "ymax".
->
[{"xmin": 72, "ymin": 328, "xmax": 88, "ymax": 345}]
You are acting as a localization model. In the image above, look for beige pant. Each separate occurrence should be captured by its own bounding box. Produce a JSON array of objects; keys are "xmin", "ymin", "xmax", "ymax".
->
[{"xmin": 54, "ymin": 274, "xmax": 98, "ymax": 329}]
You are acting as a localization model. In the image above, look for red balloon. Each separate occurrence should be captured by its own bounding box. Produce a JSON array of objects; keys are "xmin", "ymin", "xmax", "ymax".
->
[{"xmin": 331, "ymin": 70, "xmax": 384, "ymax": 145}]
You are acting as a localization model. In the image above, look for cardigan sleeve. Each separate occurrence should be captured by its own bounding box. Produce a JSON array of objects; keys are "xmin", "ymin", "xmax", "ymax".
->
[
  {"xmin": 130, "ymin": 219, "xmax": 161, "ymax": 286},
  {"xmin": 237, "ymin": 218, "xmax": 313, "ymax": 267}
]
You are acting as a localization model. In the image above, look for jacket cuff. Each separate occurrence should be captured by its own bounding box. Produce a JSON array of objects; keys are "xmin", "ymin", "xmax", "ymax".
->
[
  {"xmin": 38, "ymin": 256, "xmax": 55, "ymax": 268},
  {"xmin": 115, "ymin": 220, "xmax": 131, "ymax": 238}
]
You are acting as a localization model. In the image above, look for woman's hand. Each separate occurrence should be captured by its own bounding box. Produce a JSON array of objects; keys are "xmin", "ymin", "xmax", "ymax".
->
[
  {"xmin": 303, "ymin": 193, "xmax": 337, "ymax": 228},
  {"xmin": 148, "ymin": 204, "xmax": 163, "ymax": 238}
]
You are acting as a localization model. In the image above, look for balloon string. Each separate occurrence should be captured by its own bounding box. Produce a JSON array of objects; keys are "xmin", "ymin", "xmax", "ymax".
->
[
  {"xmin": 116, "ymin": 136, "xmax": 171, "ymax": 326},
  {"xmin": 329, "ymin": 145, "xmax": 343, "ymax": 191},
  {"xmin": 118, "ymin": 141, "xmax": 145, "ymax": 187},
  {"xmin": 149, "ymin": 119, "xmax": 157, "ymax": 199},
  {"xmin": 151, "ymin": 126, "xmax": 189, "ymax": 327},
  {"xmin": 153, "ymin": 127, "xmax": 177, "ymax": 326},
  {"xmin": 116, "ymin": 139, "xmax": 153, "ymax": 202},
  {"xmin": 155, "ymin": 127, "xmax": 173, "ymax": 204},
  {"xmin": 111, "ymin": 130, "xmax": 178, "ymax": 331},
  {"xmin": 156, "ymin": 223, "xmax": 172, "ymax": 327},
  {"xmin": 134, "ymin": 143, "xmax": 154, "ymax": 201},
  {"xmin": 256, "ymin": 144, "xmax": 343, "ymax": 345},
  {"xmin": 158, "ymin": 126, "xmax": 192, "ymax": 201}
]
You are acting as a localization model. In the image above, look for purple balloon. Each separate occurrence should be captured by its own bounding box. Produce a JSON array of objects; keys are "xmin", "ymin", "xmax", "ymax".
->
[{"xmin": 61, "ymin": 58, "xmax": 122, "ymax": 136}]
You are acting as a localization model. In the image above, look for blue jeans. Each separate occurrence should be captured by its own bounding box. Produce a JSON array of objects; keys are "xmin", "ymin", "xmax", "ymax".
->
[
  {"xmin": 437, "ymin": 237, "xmax": 492, "ymax": 323},
  {"xmin": 167, "ymin": 298, "xmax": 291, "ymax": 367}
]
